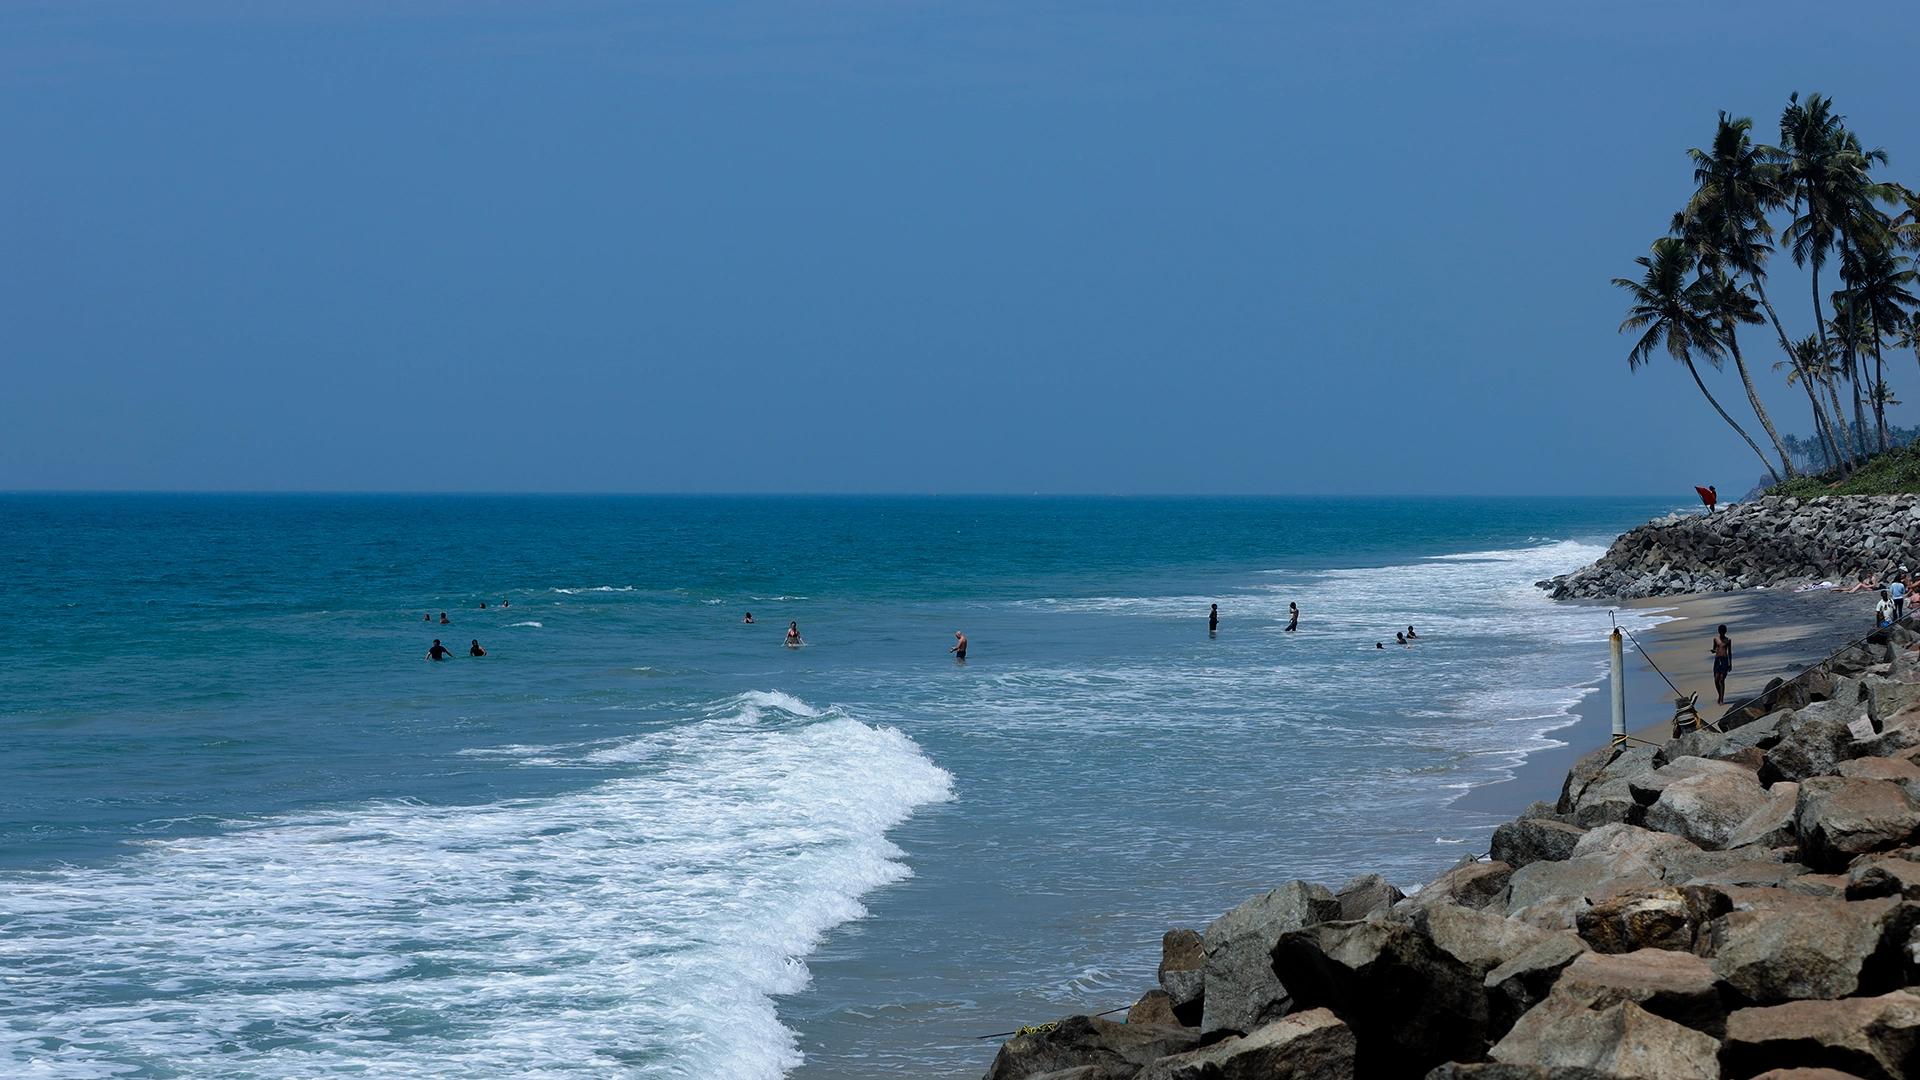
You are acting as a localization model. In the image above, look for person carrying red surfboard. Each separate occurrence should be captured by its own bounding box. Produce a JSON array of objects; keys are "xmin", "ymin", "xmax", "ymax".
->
[{"xmin": 1694, "ymin": 484, "xmax": 1717, "ymax": 513}]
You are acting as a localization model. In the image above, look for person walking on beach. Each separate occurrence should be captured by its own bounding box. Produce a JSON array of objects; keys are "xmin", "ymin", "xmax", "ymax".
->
[
  {"xmin": 427, "ymin": 639, "xmax": 453, "ymax": 661},
  {"xmin": 1710, "ymin": 624, "xmax": 1733, "ymax": 705},
  {"xmin": 1286, "ymin": 603, "xmax": 1299, "ymax": 632},
  {"xmin": 469, "ymin": 639, "xmax": 486, "ymax": 657},
  {"xmin": 950, "ymin": 631, "xmax": 968, "ymax": 661},
  {"xmin": 1208, "ymin": 604, "xmax": 1219, "ymax": 637}
]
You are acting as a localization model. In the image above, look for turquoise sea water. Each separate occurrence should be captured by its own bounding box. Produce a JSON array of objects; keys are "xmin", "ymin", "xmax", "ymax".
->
[{"xmin": 1, "ymin": 495, "xmax": 1677, "ymax": 1078}]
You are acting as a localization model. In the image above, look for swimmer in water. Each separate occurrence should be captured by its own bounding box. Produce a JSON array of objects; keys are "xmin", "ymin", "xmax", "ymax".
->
[
  {"xmin": 1376, "ymin": 641, "xmax": 1385, "ymax": 650},
  {"xmin": 427, "ymin": 639, "xmax": 453, "ymax": 661},
  {"xmin": 480, "ymin": 602, "xmax": 487, "ymax": 609},
  {"xmin": 951, "ymin": 631, "xmax": 968, "ymax": 661},
  {"xmin": 423, "ymin": 613, "xmax": 432, "ymax": 622},
  {"xmin": 469, "ymin": 639, "xmax": 486, "ymax": 657},
  {"xmin": 1406, "ymin": 625, "xmax": 1417, "ymax": 640},
  {"xmin": 1208, "ymin": 603, "xmax": 1218, "ymax": 637},
  {"xmin": 1396, "ymin": 632, "xmax": 1408, "ymax": 647},
  {"xmin": 502, "ymin": 598, "xmax": 510, "ymax": 608},
  {"xmin": 439, "ymin": 612, "xmax": 450, "ymax": 625},
  {"xmin": 743, "ymin": 612, "xmax": 755, "ymax": 624},
  {"xmin": 786, "ymin": 621, "xmax": 803, "ymax": 647}
]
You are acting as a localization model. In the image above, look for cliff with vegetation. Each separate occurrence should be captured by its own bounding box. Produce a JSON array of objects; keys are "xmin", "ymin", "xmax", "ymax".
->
[
  {"xmin": 1541, "ymin": 495, "xmax": 1920, "ymax": 600},
  {"xmin": 980, "ymin": 625, "xmax": 1920, "ymax": 1079}
]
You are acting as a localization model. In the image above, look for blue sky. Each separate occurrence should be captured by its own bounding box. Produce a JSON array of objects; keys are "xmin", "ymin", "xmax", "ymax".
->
[{"xmin": 3, "ymin": 1, "xmax": 1917, "ymax": 494}]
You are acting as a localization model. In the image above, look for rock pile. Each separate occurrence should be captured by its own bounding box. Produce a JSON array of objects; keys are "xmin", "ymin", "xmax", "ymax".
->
[
  {"xmin": 980, "ymin": 624, "xmax": 1920, "ymax": 1079},
  {"xmin": 1540, "ymin": 495, "xmax": 1920, "ymax": 600}
]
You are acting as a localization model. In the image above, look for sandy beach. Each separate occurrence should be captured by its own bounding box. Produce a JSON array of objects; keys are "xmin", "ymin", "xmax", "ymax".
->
[{"xmin": 1460, "ymin": 584, "xmax": 1879, "ymax": 816}]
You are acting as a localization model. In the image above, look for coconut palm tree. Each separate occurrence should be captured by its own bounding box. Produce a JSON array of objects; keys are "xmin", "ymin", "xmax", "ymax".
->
[
  {"xmin": 1779, "ymin": 93, "xmax": 1851, "ymax": 454},
  {"xmin": 1838, "ymin": 240, "xmax": 1918, "ymax": 449},
  {"xmin": 1677, "ymin": 112, "xmax": 1822, "ymax": 473},
  {"xmin": 1704, "ymin": 271, "xmax": 1792, "ymax": 476},
  {"xmin": 1616, "ymin": 238, "xmax": 1781, "ymax": 482}
]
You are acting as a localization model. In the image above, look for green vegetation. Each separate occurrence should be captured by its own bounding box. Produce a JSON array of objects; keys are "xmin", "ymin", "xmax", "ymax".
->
[
  {"xmin": 1615, "ymin": 93, "xmax": 1920, "ymax": 484},
  {"xmin": 1769, "ymin": 441, "xmax": 1920, "ymax": 497}
]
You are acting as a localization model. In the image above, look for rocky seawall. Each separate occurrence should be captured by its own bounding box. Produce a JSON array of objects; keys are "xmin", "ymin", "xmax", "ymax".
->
[
  {"xmin": 1541, "ymin": 495, "xmax": 1920, "ymax": 600},
  {"xmin": 979, "ymin": 622, "xmax": 1920, "ymax": 1080}
]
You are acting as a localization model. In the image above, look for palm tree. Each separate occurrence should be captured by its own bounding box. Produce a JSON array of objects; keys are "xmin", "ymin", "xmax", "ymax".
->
[
  {"xmin": 1792, "ymin": 332, "xmax": 1860, "ymax": 467},
  {"xmin": 1828, "ymin": 299, "xmax": 1881, "ymax": 450},
  {"xmin": 1616, "ymin": 238, "xmax": 1781, "ymax": 482},
  {"xmin": 1704, "ymin": 271, "xmax": 1791, "ymax": 475},
  {"xmin": 1677, "ymin": 112, "xmax": 1819, "ymax": 473},
  {"xmin": 1779, "ymin": 93, "xmax": 1851, "ymax": 458},
  {"xmin": 1841, "ymin": 238, "xmax": 1918, "ymax": 447}
]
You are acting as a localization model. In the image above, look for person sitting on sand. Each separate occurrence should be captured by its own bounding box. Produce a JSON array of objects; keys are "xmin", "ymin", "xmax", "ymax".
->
[
  {"xmin": 1286, "ymin": 603, "xmax": 1299, "ymax": 632},
  {"xmin": 469, "ymin": 639, "xmax": 486, "ymax": 657},
  {"xmin": 951, "ymin": 631, "xmax": 968, "ymax": 661},
  {"xmin": 428, "ymin": 639, "xmax": 453, "ymax": 661},
  {"xmin": 1710, "ymin": 624, "xmax": 1733, "ymax": 706},
  {"xmin": 1877, "ymin": 591, "xmax": 1895, "ymax": 630},
  {"xmin": 786, "ymin": 621, "xmax": 804, "ymax": 647}
]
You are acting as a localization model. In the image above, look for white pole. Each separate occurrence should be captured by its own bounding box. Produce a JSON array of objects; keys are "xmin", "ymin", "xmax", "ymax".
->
[{"xmin": 1610, "ymin": 627, "xmax": 1627, "ymax": 748}]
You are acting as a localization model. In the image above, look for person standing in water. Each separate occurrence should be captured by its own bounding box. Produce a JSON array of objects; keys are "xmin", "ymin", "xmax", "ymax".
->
[
  {"xmin": 1286, "ymin": 603, "xmax": 1299, "ymax": 632},
  {"xmin": 427, "ymin": 639, "xmax": 453, "ymax": 661},
  {"xmin": 1406, "ymin": 625, "xmax": 1418, "ymax": 640},
  {"xmin": 1710, "ymin": 624, "xmax": 1733, "ymax": 705},
  {"xmin": 743, "ymin": 612, "xmax": 755, "ymax": 624},
  {"xmin": 469, "ymin": 639, "xmax": 486, "ymax": 657},
  {"xmin": 950, "ymin": 631, "xmax": 968, "ymax": 661},
  {"xmin": 439, "ymin": 612, "xmax": 450, "ymax": 625},
  {"xmin": 786, "ymin": 621, "xmax": 803, "ymax": 647},
  {"xmin": 1208, "ymin": 604, "xmax": 1219, "ymax": 636},
  {"xmin": 1395, "ymin": 631, "xmax": 1408, "ymax": 647}
]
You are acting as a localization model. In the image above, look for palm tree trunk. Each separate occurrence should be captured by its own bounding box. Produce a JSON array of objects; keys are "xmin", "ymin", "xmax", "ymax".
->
[
  {"xmin": 1809, "ymin": 264, "xmax": 1856, "ymax": 470},
  {"xmin": 1723, "ymin": 321, "xmax": 1791, "ymax": 480},
  {"xmin": 1684, "ymin": 356, "xmax": 1780, "ymax": 483},
  {"xmin": 1850, "ymin": 353, "xmax": 1871, "ymax": 457},
  {"xmin": 1873, "ymin": 333, "xmax": 1889, "ymax": 451},
  {"xmin": 1752, "ymin": 279, "xmax": 1845, "ymax": 470}
]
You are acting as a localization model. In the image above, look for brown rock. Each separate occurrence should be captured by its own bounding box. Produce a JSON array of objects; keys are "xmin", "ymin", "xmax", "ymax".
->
[
  {"xmin": 1721, "ymin": 989, "xmax": 1920, "ymax": 1080},
  {"xmin": 1133, "ymin": 1008, "xmax": 1355, "ymax": 1080},
  {"xmin": 1794, "ymin": 776, "xmax": 1920, "ymax": 870},
  {"xmin": 1701, "ymin": 893, "xmax": 1898, "ymax": 1003},
  {"xmin": 1483, "ymin": 932, "xmax": 1588, "ymax": 1038},
  {"xmin": 1158, "ymin": 928, "xmax": 1205, "ymax": 1025},
  {"xmin": 1554, "ymin": 948, "xmax": 1728, "ymax": 1035},
  {"xmin": 1488, "ymin": 993, "xmax": 1719, "ymax": 1079},
  {"xmin": 1128, "ymin": 989, "xmax": 1184, "ymax": 1028},
  {"xmin": 985, "ymin": 1015, "xmax": 1203, "ymax": 1080},
  {"xmin": 1397, "ymin": 859, "xmax": 1514, "ymax": 915},
  {"xmin": 1576, "ymin": 886, "xmax": 1728, "ymax": 953}
]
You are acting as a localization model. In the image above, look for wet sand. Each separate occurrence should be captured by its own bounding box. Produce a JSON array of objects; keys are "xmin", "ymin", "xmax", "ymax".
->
[{"xmin": 1459, "ymin": 586, "xmax": 1878, "ymax": 817}]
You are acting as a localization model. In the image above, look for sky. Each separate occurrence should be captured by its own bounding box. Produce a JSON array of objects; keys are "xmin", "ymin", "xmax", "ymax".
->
[{"xmin": 3, "ymin": 1, "xmax": 1919, "ymax": 495}]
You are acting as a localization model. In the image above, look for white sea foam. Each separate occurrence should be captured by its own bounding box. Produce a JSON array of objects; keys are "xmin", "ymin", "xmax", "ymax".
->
[
  {"xmin": 508, "ymin": 620, "xmax": 544, "ymax": 628},
  {"xmin": 549, "ymin": 586, "xmax": 637, "ymax": 595},
  {"xmin": 0, "ymin": 692, "xmax": 953, "ymax": 1079}
]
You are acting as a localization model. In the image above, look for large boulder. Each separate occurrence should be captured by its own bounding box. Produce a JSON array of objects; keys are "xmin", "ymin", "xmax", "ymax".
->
[
  {"xmin": 1128, "ymin": 990, "xmax": 1184, "ymax": 1028},
  {"xmin": 1133, "ymin": 1008, "xmax": 1356, "ymax": 1080},
  {"xmin": 1631, "ymin": 756, "xmax": 1754, "ymax": 805},
  {"xmin": 1271, "ymin": 916, "xmax": 1493, "ymax": 1076},
  {"xmin": 1487, "ymin": 992, "xmax": 1720, "ymax": 1079},
  {"xmin": 1335, "ymin": 873, "xmax": 1405, "ymax": 921},
  {"xmin": 1836, "ymin": 756, "xmax": 1920, "ymax": 799},
  {"xmin": 1701, "ymin": 893, "xmax": 1899, "ymax": 1003},
  {"xmin": 1720, "ymin": 989, "xmax": 1920, "ymax": 1080},
  {"xmin": 1847, "ymin": 850, "xmax": 1920, "ymax": 900},
  {"xmin": 1397, "ymin": 859, "xmax": 1514, "ymax": 916},
  {"xmin": 1645, "ymin": 769, "xmax": 1772, "ymax": 850},
  {"xmin": 1727, "ymin": 782, "xmax": 1802, "ymax": 851},
  {"xmin": 1559, "ymin": 745, "xmax": 1660, "ymax": 828},
  {"xmin": 1762, "ymin": 706, "xmax": 1865, "ymax": 784},
  {"xmin": 1158, "ymin": 928, "xmax": 1205, "ymax": 1026},
  {"xmin": 1490, "ymin": 818, "xmax": 1586, "ymax": 870},
  {"xmin": 1483, "ymin": 932, "xmax": 1588, "ymax": 1038},
  {"xmin": 1575, "ymin": 886, "xmax": 1729, "ymax": 954},
  {"xmin": 985, "ymin": 1015, "xmax": 1204, "ymax": 1080},
  {"xmin": 1552, "ymin": 947, "xmax": 1729, "ymax": 1036},
  {"xmin": 1199, "ymin": 882, "xmax": 1340, "ymax": 1036},
  {"xmin": 1794, "ymin": 776, "xmax": 1920, "ymax": 870}
]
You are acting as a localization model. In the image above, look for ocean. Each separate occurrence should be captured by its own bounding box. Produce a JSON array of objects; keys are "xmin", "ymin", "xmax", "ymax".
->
[{"xmin": 0, "ymin": 494, "xmax": 1677, "ymax": 1078}]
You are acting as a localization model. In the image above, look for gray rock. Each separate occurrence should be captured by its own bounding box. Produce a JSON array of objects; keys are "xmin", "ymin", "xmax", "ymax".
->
[
  {"xmin": 1645, "ymin": 769, "xmax": 1771, "ymax": 850},
  {"xmin": 1762, "ymin": 706, "xmax": 1864, "ymax": 784},
  {"xmin": 1836, "ymin": 756, "xmax": 1920, "ymax": 799},
  {"xmin": 1488, "ymin": 993, "xmax": 1720, "ymax": 1079},
  {"xmin": 1158, "ymin": 928, "xmax": 1205, "ymax": 1025},
  {"xmin": 1424, "ymin": 1064, "xmax": 1612, "ymax": 1079},
  {"xmin": 1199, "ymin": 882, "xmax": 1340, "ymax": 1036},
  {"xmin": 1554, "ymin": 947, "xmax": 1729, "ymax": 1036},
  {"xmin": 1483, "ymin": 931, "xmax": 1588, "ymax": 1038},
  {"xmin": 985, "ymin": 1015, "xmax": 1204, "ymax": 1080},
  {"xmin": 1397, "ymin": 859, "xmax": 1513, "ymax": 915},
  {"xmin": 1133, "ymin": 1008, "xmax": 1355, "ymax": 1080},
  {"xmin": 1727, "ymin": 782, "xmax": 1802, "ymax": 850},
  {"xmin": 1794, "ymin": 776, "xmax": 1920, "ymax": 870},
  {"xmin": 1335, "ymin": 873, "xmax": 1405, "ymax": 921},
  {"xmin": 1490, "ymin": 818, "xmax": 1586, "ymax": 870},
  {"xmin": 1701, "ymin": 893, "xmax": 1898, "ymax": 1003},
  {"xmin": 1720, "ymin": 989, "xmax": 1920, "ymax": 1080},
  {"xmin": 1271, "ymin": 916, "xmax": 1493, "ymax": 1076},
  {"xmin": 1712, "ymin": 709, "xmax": 1796, "ymax": 758},
  {"xmin": 1128, "ymin": 989, "xmax": 1184, "ymax": 1028},
  {"xmin": 1559, "ymin": 746, "xmax": 1659, "ymax": 828},
  {"xmin": 1630, "ymin": 756, "xmax": 1752, "ymax": 806}
]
